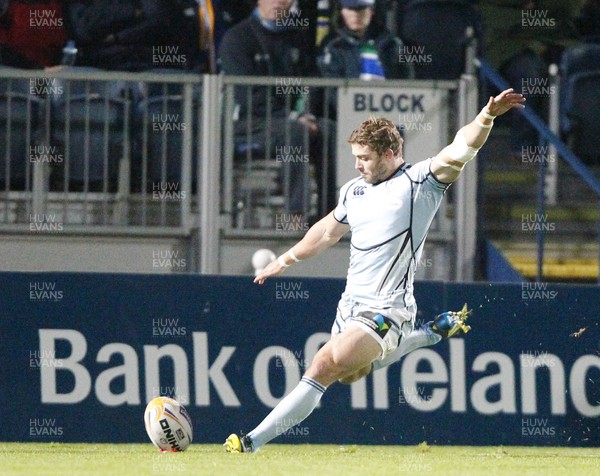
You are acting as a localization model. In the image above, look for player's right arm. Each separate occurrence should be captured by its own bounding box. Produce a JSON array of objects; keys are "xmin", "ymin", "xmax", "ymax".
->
[
  {"xmin": 253, "ymin": 212, "xmax": 350, "ymax": 284},
  {"xmin": 431, "ymin": 88, "xmax": 525, "ymax": 183}
]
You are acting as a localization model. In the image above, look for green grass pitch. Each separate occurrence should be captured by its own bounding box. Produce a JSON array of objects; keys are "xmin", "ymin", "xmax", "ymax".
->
[{"xmin": 1, "ymin": 443, "xmax": 598, "ymax": 476}]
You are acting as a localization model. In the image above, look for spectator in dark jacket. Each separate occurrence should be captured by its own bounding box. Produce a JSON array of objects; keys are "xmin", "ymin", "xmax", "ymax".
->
[
  {"xmin": 66, "ymin": 0, "xmax": 199, "ymax": 71},
  {"xmin": 219, "ymin": 0, "xmax": 314, "ymax": 118},
  {"xmin": 219, "ymin": 0, "xmax": 336, "ymax": 218},
  {"xmin": 575, "ymin": 0, "xmax": 600, "ymax": 41},
  {"xmin": 318, "ymin": 0, "xmax": 414, "ymax": 81}
]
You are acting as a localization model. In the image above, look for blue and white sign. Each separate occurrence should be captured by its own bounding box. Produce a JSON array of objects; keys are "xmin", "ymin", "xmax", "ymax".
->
[{"xmin": 2, "ymin": 273, "xmax": 598, "ymax": 446}]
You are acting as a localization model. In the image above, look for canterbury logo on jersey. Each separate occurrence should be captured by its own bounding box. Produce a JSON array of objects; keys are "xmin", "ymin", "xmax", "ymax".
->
[{"xmin": 353, "ymin": 186, "xmax": 367, "ymax": 196}]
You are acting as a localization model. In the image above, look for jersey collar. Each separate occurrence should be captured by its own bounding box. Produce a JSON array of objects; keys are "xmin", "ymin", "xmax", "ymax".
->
[{"xmin": 372, "ymin": 162, "xmax": 409, "ymax": 186}]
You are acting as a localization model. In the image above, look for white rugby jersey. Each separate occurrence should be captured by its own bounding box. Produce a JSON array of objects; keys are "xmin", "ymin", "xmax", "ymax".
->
[{"xmin": 333, "ymin": 158, "xmax": 449, "ymax": 315}]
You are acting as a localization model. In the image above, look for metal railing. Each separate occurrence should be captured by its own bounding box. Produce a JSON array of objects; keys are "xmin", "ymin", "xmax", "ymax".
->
[
  {"xmin": 0, "ymin": 67, "xmax": 202, "ymax": 232},
  {"xmin": 0, "ymin": 68, "xmax": 472, "ymax": 278},
  {"xmin": 221, "ymin": 75, "xmax": 340, "ymax": 231},
  {"xmin": 477, "ymin": 58, "xmax": 600, "ymax": 283}
]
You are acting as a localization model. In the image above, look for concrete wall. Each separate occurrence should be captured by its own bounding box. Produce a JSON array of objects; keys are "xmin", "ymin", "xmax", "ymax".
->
[{"xmin": 0, "ymin": 231, "xmax": 453, "ymax": 281}]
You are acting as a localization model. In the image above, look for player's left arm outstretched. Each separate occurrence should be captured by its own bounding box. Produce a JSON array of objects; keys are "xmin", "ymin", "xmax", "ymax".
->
[
  {"xmin": 432, "ymin": 88, "xmax": 526, "ymax": 183},
  {"xmin": 254, "ymin": 212, "xmax": 350, "ymax": 285}
]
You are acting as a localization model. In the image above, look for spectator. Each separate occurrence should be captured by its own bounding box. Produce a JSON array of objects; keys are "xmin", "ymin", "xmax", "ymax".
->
[
  {"xmin": 501, "ymin": 47, "xmax": 547, "ymax": 153},
  {"xmin": 318, "ymin": 0, "xmax": 414, "ymax": 81},
  {"xmin": 65, "ymin": 0, "xmax": 200, "ymax": 71},
  {"xmin": 0, "ymin": 0, "xmax": 66, "ymax": 68},
  {"xmin": 575, "ymin": 0, "xmax": 600, "ymax": 42},
  {"xmin": 219, "ymin": 0, "xmax": 337, "ymax": 219},
  {"xmin": 482, "ymin": 0, "xmax": 570, "ymax": 154}
]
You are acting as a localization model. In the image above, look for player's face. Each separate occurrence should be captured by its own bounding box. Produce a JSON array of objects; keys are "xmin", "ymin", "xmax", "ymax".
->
[
  {"xmin": 341, "ymin": 7, "xmax": 374, "ymax": 37},
  {"xmin": 351, "ymin": 143, "xmax": 392, "ymax": 184},
  {"xmin": 258, "ymin": 0, "xmax": 294, "ymax": 21}
]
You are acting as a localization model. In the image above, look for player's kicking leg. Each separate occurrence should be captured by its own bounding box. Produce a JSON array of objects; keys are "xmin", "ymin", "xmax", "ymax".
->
[
  {"xmin": 224, "ymin": 323, "xmax": 385, "ymax": 453},
  {"xmin": 342, "ymin": 304, "xmax": 473, "ymax": 382},
  {"xmin": 372, "ymin": 303, "xmax": 472, "ymax": 373}
]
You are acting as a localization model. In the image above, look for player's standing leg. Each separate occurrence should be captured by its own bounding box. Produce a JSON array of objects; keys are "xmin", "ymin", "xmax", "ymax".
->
[{"xmin": 224, "ymin": 325, "xmax": 382, "ymax": 452}]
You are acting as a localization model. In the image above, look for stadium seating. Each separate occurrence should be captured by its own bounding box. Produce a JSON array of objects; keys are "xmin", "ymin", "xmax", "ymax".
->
[
  {"xmin": 0, "ymin": 70, "xmax": 43, "ymax": 190},
  {"xmin": 561, "ymin": 69, "xmax": 600, "ymax": 165},
  {"xmin": 134, "ymin": 96, "xmax": 190, "ymax": 191},
  {"xmin": 50, "ymin": 68, "xmax": 130, "ymax": 191},
  {"xmin": 399, "ymin": 0, "xmax": 483, "ymax": 80},
  {"xmin": 559, "ymin": 43, "xmax": 600, "ymax": 136},
  {"xmin": 132, "ymin": 71, "xmax": 200, "ymax": 193},
  {"xmin": 232, "ymin": 141, "xmax": 283, "ymax": 228}
]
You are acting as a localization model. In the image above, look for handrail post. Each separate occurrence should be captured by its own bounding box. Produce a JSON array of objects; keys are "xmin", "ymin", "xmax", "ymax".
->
[
  {"xmin": 199, "ymin": 74, "xmax": 222, "ymax": 274},
  {"xmin": 454, "ymin": 26, "xmax": 478, "ymax": 282},
  {"xmin": 221, "ymin": 82, "xmax": 235, "ymax": 231},
  {"xmin": 536, "ymin": 134, "xmax": 547, "ymax": 283},
  {"xmin": 456, "ymin": 73, "xmax": 478, "ymax": 282},
  {"xmin": 546, "ymin": 63, "xmax": 559, "ymax": 206},
  {"xmin": 464, "ymin": 26, "xmax": 476, "ymax": 75},
  {"xmin": 180, "ymin": 82, "xmax": 194, "ymax": 231}
]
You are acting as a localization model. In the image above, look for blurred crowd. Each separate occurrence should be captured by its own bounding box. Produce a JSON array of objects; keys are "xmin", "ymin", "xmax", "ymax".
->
[
  {"xmin": 1, "ymin": 0, "xmax": 599, "ymax": 207},
  {"xmin": 0, "ymin": 0, "xmax": 597, "ymax": 74}
]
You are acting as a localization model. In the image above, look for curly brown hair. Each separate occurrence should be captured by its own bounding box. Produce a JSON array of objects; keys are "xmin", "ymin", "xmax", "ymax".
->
[{"xmin": 347, "ymin": 116, "xmax": 403, "ymax": 157}]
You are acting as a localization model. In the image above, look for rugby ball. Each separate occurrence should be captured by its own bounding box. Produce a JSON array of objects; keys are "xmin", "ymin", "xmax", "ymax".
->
[{"xmin": 144, "ymin": 397, "xmax": 193, "ymax": 452}]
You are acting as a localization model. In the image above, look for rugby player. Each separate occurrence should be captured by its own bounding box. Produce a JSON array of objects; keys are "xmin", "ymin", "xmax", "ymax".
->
[{"xmin": 225, "ymin": 88, "xmax": 525, "ymax": 452}]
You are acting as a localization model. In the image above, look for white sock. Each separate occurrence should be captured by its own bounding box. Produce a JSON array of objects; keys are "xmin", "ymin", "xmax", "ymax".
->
[
  {"xmin": 248, "ymin": 377, "xmax": 325, "ymax": 450},
  {"xmin": 372, "ymin": 325, "xmax": 442, "ymax": 371}
]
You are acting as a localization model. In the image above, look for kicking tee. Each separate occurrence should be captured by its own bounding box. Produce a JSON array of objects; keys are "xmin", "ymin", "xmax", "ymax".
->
[{"xmin": 333, "ymin": 158, "xmax": 449, "ymax": 318}]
